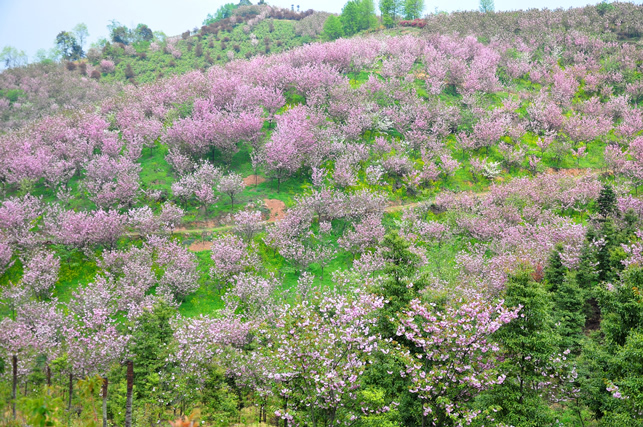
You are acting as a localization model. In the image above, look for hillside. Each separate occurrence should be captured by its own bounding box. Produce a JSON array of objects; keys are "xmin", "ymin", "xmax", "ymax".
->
[
  {"xmin": 1, "ymin": 2, "xmax": 643, "ymax": 426},
  {"xmin": 0, "ymin": 5, "xmax": 327, "ymax": 131}
]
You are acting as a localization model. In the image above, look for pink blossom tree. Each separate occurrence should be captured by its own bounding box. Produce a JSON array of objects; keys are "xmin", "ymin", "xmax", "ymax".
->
[
  {"xmin": 396, "ymin": 297, "xmax": 521, "ymax": 426},
  {"xmin": 217, "ymin": 172, "xmax": 245, "ymax": 210},
  {"xmin": 258, "ymin": 292, "xmax": 388, "ymax": 426}
]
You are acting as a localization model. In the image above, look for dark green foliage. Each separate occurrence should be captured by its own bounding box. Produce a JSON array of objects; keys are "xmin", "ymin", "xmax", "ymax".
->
[
  {"xmin": 108, "ymin": 20, "xmax": 132, "ymax": 45},
  {"xmin": 200, "ymin": 366, "xmax": 240, "ymax": 423},
  {"xmin": 596, "ymin": 219, "xmax": 625, "ymax": 283},
  {"xmin": 134, "ymin": 24, "xmax": 154, "ymax": 42},
  {"xmin": 553, "ymin": 276, "xmax": 586, "ymax": 352},
  {"xmin": 127, "ymin": 302, "xmax": 176, "ymax": 400},
  {"xmin": 544, "ymin": 244, "xmax": 567, "ymax": 292},
  {"xmin": 365, "ymin": 233, "xmax": 427, "ymax": 427},
  {"xmin": 576, "ymin": 237, "xmax": 599, "ymax": 290},
  {"xmin": 55, "ymin": 31, "xmax": 83, "ymax": 60},
  {"xmin": 597, "ymin": 183, "xmax": 617, "ymax": 219},
  {"xmin": 581, "ymin": 267, "xmax": 643, "ymax": 421},
  {"xmin": 483, "ymin": 272, "xmax": 561, "ymax": 425}
]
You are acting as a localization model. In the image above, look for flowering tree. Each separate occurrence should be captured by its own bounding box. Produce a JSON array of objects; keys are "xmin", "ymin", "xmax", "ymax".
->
[
  {"xmin": 21, "ymin": 250, "xmax": 60, "ymax": 300},
  {"xmin": 217, "ymin": 172, "xmax": 245, "ymax": 210},
  {"xmin": 210, "ymin": 234, "xmax": 259, "ymax": 285},
  {"xmin": 233, "ymin": 210, "xmax": 263, "ymax": 242},
  {"xmin": 258, "ymin": 292, "xmax": 388, "ymax": 426},
  {"xmin": 396, "ymin": 297, "xmax": 521, "ymax": 426}
]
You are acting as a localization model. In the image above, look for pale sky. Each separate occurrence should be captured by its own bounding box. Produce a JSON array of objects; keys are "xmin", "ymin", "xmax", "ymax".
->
[{"xmin": 0, "ymin": 0, "xmax": 614, "ymax": 61}]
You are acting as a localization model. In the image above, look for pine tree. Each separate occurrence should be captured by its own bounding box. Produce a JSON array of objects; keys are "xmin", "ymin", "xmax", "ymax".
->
[
  {"xmin": 483, "ymin": 272, "xmax": 561, "ymax": 425},
  {"xmin": 597, "ymin": 183, "xmax": 617, "ymax": 219},
  {"xmin": 544, "ymin": 244, "xmax": 567, "ymax": 292}
]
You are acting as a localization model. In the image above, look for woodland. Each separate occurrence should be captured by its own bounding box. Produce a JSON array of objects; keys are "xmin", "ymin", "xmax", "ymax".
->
[{"xmin": 1, "ymin": 1, "xmax": 643, "ymax": 426}]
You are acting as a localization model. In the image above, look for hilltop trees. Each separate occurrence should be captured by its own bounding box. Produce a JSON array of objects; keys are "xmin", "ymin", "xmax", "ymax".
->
[
  {"xmin": 341, "ymin": 0, "xmax": 377, "ymax": 35},
  {"xmin": 322, "ymin": 16, "xmax": 344, "ymax": 41},
  {"xmin": 403, "ymin": 0, "xmax": 425, "ymax": 19},
  {"xmin": 55, "ymin": 31, "xmax": 83, "ymax": 61},
  {"xmin": 479, "ymin": 0, "xmax": 495, "ymax": 13},
  {"xmin": 379, "ymin": 0, "xmax": 400, "ymax": 27}
]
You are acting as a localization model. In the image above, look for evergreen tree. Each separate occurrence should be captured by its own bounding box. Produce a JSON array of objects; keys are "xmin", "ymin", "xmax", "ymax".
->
[
  {"xmin": 581, "ymin": 267, "xmax": 643, "ymax": 421},
  {"xmin": 576, "ymin": 235, "xmax": 598, "ymax": 291},
  {"xmin": 597, "ymin": 183, "xmax": 617, "ymax": 219},
  {"xmin": 552, "ymin": 276, "xmax": 586, "ymax": 352},
  {"xmin": 596, "ymin": 218, "xmax": 625, "ymax": 283},
  {"xmin": 544, "ymin": 244, "xmax": 567, "ymax": 292},
  {"xmin": 365, "ymin": 233, "xmax": 427, "ymax": 426},
  {"xmin": 483, "ymin": 272, "xmax": 561, "ymax": 425}
]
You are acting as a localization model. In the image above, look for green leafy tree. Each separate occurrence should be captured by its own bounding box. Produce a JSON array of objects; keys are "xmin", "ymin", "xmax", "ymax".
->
[
  {"xmin": 0, "ymin": 46, "xmax": 28, "ymax": 68},
  {"xmin": 366, "ymin": 233, "xmax": 428, "ymax": 426},
  {"xmin": 134, "ymin": 24, "xmax": 153, "ymax": 43},
  {"xmin": 108, "ymin": 20, "xmax": 131, "ymax": 45},
  {"xmin": 342, "ymin": 0, "xmax": 377, "ymax": 34},
  {"xmin": 379, "ymin": 0, "xmax": 400, "ymax": 27},
  {"xmin": 322, "ymin": 15, "xmax": 345, "ymax": 41},
  {"xmin": 203, "ymin": 3, "xmax": 238, "ymax": 25},
  {"xmin": 596, "ymin": 218, "xmax": 626, "ymax": 283},
  {"xmin": 358, "ymin": 0, "xmax": 378, "ymax": 30},
  {"xmin": 576, "ymin": 236, "xmax": 599, "ymax": 290},
  {"xmin": 582, "ymin": 267, "xmax": 643, "ymax": 421},
  {"xmin": 544, "ymin": 244, "xmax": 567, "ymax": 292},
  {"xmin": 110, "ymin": 302, "xmax": 179, "ymax": 426},
  {"xmin": 479, "ymin": 0, "xmax": 495, "ymax": 13},
  {"xmin": 403, "ymin": 0, "xmax": 425, "ymax": 20},
  {"xmin": 341, "ymin": 1, "xmax": 361, "ymax": 36},
  {"xmin": 72, "ymin": 23, "xmax": 89, "ymax": 50},
  {"xmin": 55, "ymin": 31, "xmax": 83, "ymax": 60}
]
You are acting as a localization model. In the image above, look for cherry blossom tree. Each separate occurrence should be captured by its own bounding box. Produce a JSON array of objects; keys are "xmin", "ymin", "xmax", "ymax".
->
[
  {"xmin": 217, "ymin": 172, "xmax": 245, "ymax": 210},
  {"xmin": 396, "ymin": 297, "xmax": 521, "ymax": 426},
  {"xmin": 21, "ymin": 250, "xmax": 60, "ymax": 300},
  {"xmin": 233, "ymin": 210, "xmax": 264, "ymax": 243},
  {"xmin": 258, "ymin": 292, "xmax": 388, "ymax": 426}
]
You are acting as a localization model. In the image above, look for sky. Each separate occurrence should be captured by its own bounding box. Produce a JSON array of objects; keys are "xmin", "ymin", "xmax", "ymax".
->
[{"xmin": 0, "ymin": 0, "xmax": 610, "ymax": 62}]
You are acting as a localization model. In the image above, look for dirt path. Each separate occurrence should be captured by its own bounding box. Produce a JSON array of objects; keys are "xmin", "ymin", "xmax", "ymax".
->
[
  {"xmin": 263, "ymin": 198, "xmax": 286, "ymax": 222},
  {"xmin": 188, "ymin": 240, "xmax": 213, "ymax": 251},
  {"xmin": 243, "ymin": 174, "xmax": 266, "ymax": 186}
]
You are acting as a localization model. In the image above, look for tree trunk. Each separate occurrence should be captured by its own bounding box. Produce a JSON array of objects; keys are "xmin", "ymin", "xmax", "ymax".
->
[
  {"xmin": 12, "ymin": 355, "xmax": 17, "ymax": 419},
  {"xmin": 283, "ymin": 397, "xmax": 288, "ymax": 427},
  {"xmin": 46, "ymin": 365, "xmax": 51, "ymax": 387},
  {"xmin": 125, "ymin": 360, "xmax": 134, "ymax": 427},
  {"xmin": 68, "ymin": 371, "xmax": 73, "ymax": 411},
  {"xmin": 102, "ymin": 377, "xmax": 109, "ymax": 427}
]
